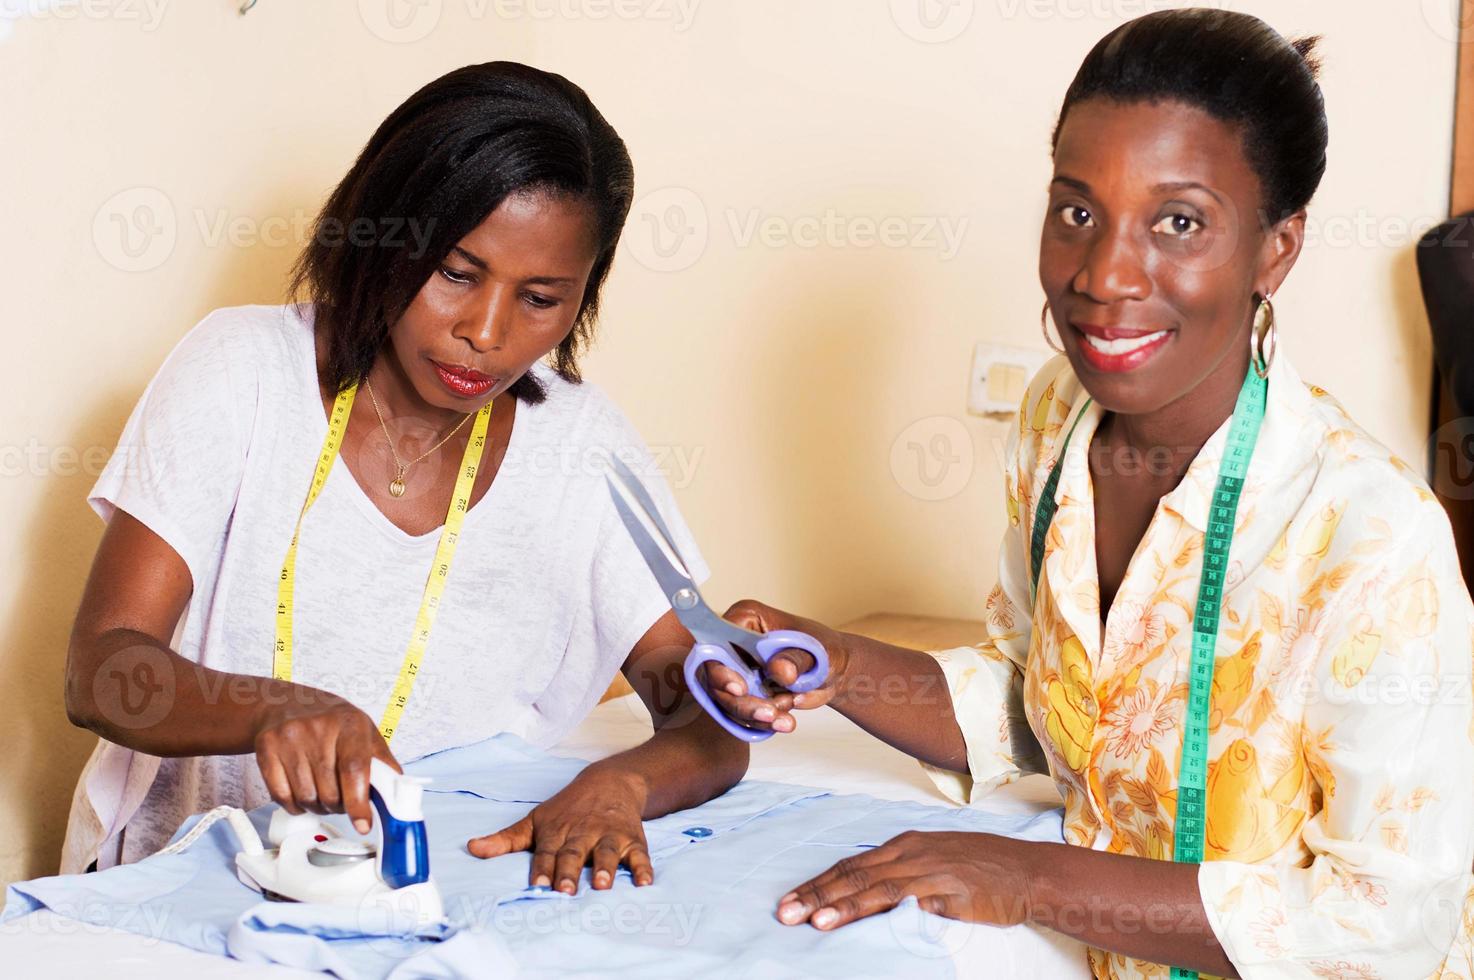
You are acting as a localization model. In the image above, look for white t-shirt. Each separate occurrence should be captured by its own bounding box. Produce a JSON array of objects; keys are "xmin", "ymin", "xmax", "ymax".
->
[{"xmin": 63, "ymin": 303, "xmax": 709, "ymax": 868}]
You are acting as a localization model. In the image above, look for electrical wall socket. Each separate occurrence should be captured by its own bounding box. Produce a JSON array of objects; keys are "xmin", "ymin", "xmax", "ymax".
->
[{"xmin": 967, "ymin": 342, "xmax": 1052, "ymax": 417}]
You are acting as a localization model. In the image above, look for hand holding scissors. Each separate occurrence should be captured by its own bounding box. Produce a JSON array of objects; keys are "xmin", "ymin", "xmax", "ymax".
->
[{"xmin": 604, "ymin": 456, "xmax": 831, "ymax": 742}]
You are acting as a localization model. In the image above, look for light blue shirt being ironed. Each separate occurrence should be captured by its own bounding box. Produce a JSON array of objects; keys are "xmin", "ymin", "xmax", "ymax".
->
[{"xmin": 5, "ymin": 735, "xmax": 1065, "ymax": 978}]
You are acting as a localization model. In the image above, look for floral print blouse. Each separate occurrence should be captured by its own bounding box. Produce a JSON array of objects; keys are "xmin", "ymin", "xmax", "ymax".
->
[{"xmin": 923, "ymin": 352, "xmax": 1474, "ymax": 979}]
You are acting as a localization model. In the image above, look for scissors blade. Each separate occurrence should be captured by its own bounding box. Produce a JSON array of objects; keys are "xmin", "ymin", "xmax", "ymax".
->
[
  {"xmin": 605, "ymin": 456, "xmax": 688, "ymax": 564},
  {"xmin": 603, "ymin": 455, "xmax": 759, "ymax": 651},
  {"xmin": 605, "ymin": 455, "xmax": 699, "ymax": 594}
]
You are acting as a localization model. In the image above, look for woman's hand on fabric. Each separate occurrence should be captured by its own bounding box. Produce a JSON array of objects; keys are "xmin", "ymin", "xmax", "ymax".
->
[
  {"xmin": 252, "ymin": 692, "xmax": 400, "ymax": 834},
  {"xmin": 698, "ymin": 599, "xmax": 850, "ymax": 735},
  {"xmin": 466, "ymin": 766, "xmax": 653, "ymax": 894},
  {"xmin": 775, "ymin": 831, "xmax": 1035, "ymax": 931}
]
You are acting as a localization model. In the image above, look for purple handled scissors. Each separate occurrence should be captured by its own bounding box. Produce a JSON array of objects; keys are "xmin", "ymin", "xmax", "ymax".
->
[{"xmin": 604, "ymin": 455, "xmax": 829, "ymax": 742}]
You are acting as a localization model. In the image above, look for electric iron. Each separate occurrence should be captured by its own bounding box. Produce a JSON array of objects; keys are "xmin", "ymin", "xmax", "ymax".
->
[{"xmin": 229, "ymin": 758, "xmax": 444, "ymax": 927}]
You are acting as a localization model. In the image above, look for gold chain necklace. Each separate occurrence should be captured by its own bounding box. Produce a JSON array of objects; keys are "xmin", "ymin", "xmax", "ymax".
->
[{"xmin": 363, "ymin": 377, "xmax": 475, "ymax": 498}]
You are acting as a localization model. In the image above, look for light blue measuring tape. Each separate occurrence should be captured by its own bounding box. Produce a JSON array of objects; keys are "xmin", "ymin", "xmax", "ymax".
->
[{"xmin": 1029, "ymin": 364, "xmax": 1267, "ymax": 979}]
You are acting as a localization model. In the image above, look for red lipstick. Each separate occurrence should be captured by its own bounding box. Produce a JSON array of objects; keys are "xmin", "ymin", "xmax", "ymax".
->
[
  {"xmin": 431, "ymin": 360, "xmax": 497, "ymax": 398},
  {"xmin": 1070, "ymin": 322, "xmax": 1174, "ymax": 374}
]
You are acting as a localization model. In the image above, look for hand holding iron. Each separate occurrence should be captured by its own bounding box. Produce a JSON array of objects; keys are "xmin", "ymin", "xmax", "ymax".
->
[{"xmin": 253, "ymin": 691, "xmax": 401, "ymax": 835}]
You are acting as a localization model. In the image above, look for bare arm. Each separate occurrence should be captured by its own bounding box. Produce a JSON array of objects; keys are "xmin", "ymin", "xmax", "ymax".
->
[
  {"xmin": 704, "ymin": 601, "xmax": 969, "ymax": 771},
  {"xmin": 66, "ymin": 510, "xmax": 396, "ymax": 830},
  {"xmin": 1020, "ymin": 841, "xmax": 1236, "ymax": 977},
  {"xmin": 594, "ymin": 608, "xmax": 750, "ymax": 815},
  {"xmin": 822, "ymin": 631, "xmax": 968, "ymax": 772},
  {"xmin": 467, "ymin": 609, "xmax": 750, "ymax": 891}
]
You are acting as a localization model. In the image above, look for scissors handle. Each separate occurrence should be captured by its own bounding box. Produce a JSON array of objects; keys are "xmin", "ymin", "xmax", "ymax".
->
[
  {"xmin": 683, "ymin": 643, "xmax": 772, "ymax": 742},
  {"xmin": 682, "ymin": 630, "xmax": 830, "ymax": 742},
  {"xmin": 753, "ymin": 629, "xmax": 829, "ymax": 693}
]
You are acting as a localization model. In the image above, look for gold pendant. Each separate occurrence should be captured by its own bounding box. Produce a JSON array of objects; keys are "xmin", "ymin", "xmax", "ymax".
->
[{"xmin": 389, "ymin": 468, "xmax": 407, "ymax": 498}]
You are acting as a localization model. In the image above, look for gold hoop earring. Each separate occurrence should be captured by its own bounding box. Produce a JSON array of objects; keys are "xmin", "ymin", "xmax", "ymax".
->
[
  {"xmin": 1041, "ymin": 301, "xmax": 1065, "ymax": 354},
  {"xmin": 1252, "ymin": 292, "xmax": 1277, "ymax": 379}
]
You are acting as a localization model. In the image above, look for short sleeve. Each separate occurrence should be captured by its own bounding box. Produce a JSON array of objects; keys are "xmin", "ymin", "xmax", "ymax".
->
[
  {"xmin": 587, "ymin": 404, "xmax": 711, "ymax": 668},
  {"xmin": 88, "ymin": 310, "xmax": 260, "ymax": 591},
  {"xmin": 922, "ymin": 378, "xmax": 1049, "ymax": 803},
  {"xmin": 1198, "ymin": 492, "xmax": 1474, "ymax": 978}
]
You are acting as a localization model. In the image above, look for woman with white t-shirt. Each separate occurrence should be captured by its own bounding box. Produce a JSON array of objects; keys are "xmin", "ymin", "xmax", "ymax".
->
[{"xmin": 61, "ymin": 61, "xmax": 748, "ymax": 894}]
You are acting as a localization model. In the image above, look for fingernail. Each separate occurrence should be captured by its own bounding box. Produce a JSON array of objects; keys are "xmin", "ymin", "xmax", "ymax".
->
[
  {"xmin": 353, "ymin": 819, "xmax": 369, "ymax": 834},
  {"xmin": 774, "ymin": 716, "xmax": 793, "ymax": 732},
  {"xmin": 777, "ymin": 902, "xmax": 806, "ymax": 924},
  {"xmin": 533, "ymin": 875, "xmax": 550, "ymax": 887},
  {"xmin": 813, "ymin": 908, "xmax": 837, "ymax": 928},
  {"xmin": 780, "ymin": 892, "xmax": 797, "ymax": 904},
  {"xmin": 792, "ymin": 694, "xmax": 807, "ymax": 707},
  {"xmin": 726, "ymin": 682, "xmax": 744, "ymax": 695},
  {"xmin": 636, "ymin": 875, "xmax": 652, "ymax": 886},
  {"xmin": 754, "ymin": 706, "xmax": 775, "ymax": 722},
  {"xmin": 594, "ymin": 871, "xmax": 610, "ymax": 887},
  {"xmin": 559, "ymin": 879, "xmax": 575, "ymax": 893}
]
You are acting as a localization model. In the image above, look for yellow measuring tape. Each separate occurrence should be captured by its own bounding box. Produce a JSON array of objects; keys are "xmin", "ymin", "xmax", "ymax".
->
[{"xmin": 274, "ymin": 382, "xmax": 492, "ymax": 743}]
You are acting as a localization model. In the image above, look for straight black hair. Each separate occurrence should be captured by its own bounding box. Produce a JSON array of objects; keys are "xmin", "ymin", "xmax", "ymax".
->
[
  {"xmin": 289, "ymin": 61, "xmax": 634, "ymax": 404},
  {"xmin": 1053, "ymin": 9, "xmax": 1328, "ymax": 226}
]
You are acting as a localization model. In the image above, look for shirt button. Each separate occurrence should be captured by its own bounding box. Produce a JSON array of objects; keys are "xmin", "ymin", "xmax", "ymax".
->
[{"xmin": 683, "ymin": 827, "xmax": 713, "ymax": 839}]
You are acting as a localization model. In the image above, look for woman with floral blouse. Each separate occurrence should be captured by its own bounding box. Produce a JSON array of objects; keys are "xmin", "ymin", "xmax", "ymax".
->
[{"xmin": 701, "ymin": 10, "xmax": 1474, "ymax": 978}]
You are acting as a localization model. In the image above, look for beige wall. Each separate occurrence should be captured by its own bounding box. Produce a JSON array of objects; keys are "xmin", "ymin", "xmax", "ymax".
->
[{"xmin": 0, "ymin": 0, "xmax": 1456, "ymax": 886}]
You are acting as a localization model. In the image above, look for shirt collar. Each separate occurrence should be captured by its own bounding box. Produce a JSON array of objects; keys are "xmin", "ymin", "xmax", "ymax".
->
[{"xmin": 1156, "ymin": 350, "xmax": 1315, "ymax": 533}]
